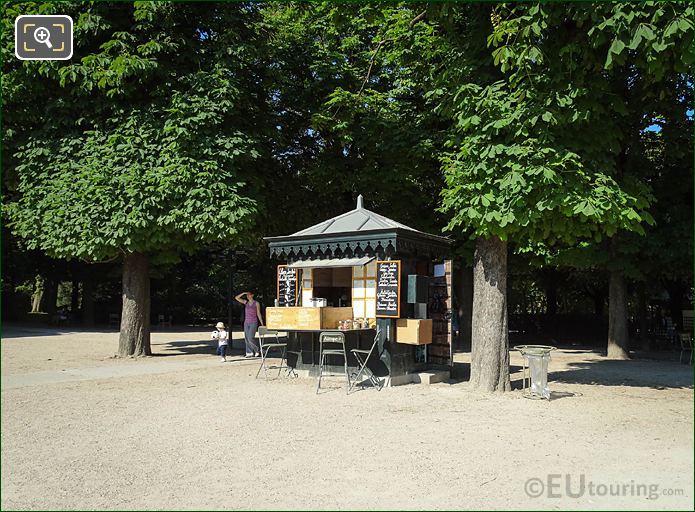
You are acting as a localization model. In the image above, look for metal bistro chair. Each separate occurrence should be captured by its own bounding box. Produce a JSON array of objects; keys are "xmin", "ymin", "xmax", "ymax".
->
[
  {"xmin": 157, "ymin": 314, "xmax": 172, "ymax": 328},
  {"xmin": 317, "ymin": 331, "xmax": 350, "ymax": 394},
  {"xmin": 255, "ymin": 327, "xmax": 288, "ymax": 379},
  {"xmin": 678, "ymin": 332, "xmax": 693, "ymax": 365},
  {"xmin": 349, "ymin": 328, "xmax": 383, "ymax": 393}
]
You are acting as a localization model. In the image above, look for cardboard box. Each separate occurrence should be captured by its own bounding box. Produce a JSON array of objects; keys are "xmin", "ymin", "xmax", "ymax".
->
[{"xmin": 395, "ymin": 318, "xmax": 433, "ymax": 345}]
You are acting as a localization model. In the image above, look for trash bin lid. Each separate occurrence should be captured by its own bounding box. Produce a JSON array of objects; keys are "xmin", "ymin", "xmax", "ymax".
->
[{"xmin": 513, "ymin": 345, "xmax": 556, "ymax": 356}]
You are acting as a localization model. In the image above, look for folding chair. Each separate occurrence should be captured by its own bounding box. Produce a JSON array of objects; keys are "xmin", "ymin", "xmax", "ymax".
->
[
  {"xmin": 255, "ymin": 327, "xmax": 288, "ymax": 379},
  {"xmin": 349, "ymin": 328, "xmax": 383, "ymax": 393},
  {"xmin": 316, "ymin": 331, "xmax": 350, "ymax": 394}
]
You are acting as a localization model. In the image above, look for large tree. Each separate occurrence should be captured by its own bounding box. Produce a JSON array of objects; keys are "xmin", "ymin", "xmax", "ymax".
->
[
  {"xmin": 488, "ymin": 2, "xmax": 693, "ymax": 359},
  {"xmin": 432, "ymin": 4, "xmax": 665, "ymax": 389},
  {"xmin": 4, "ymin": 2, "xmax": 259, "ymax": 355}
]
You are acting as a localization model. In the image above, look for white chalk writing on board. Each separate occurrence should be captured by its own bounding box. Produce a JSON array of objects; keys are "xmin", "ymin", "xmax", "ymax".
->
[
  {"xmin": 278, "ymin": 266, "xmax": 297, "ymax": 306},
  {"xmin": 376, "ymin": 260, "xmax": 400, "ymax": 317}
]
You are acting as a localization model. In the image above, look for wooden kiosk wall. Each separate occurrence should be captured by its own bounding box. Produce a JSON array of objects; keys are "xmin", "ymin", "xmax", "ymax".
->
[{"xmin": 378, "ymin": 258, "xmax": 453, "ymax": 379}]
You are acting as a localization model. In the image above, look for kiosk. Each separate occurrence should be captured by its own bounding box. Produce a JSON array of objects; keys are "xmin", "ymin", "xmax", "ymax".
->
[{"xmin": 264, "ymin": 195, "xmax": 453, "ymax": 385}]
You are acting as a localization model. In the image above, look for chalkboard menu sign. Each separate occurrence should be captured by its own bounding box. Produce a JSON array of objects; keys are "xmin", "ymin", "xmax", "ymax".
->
[
  {"xmin": 376, "ymin": 260, "xmax": 401, "ymax": 318},
  {"xmin": 277, "ymin": 265, "xmax": 298, "ymax": 307}
]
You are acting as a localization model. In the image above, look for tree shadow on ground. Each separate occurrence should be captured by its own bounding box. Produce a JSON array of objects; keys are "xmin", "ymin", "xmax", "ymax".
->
[
  {"xmin": 2, "ymin": 324, "xmax": 120, "ymax": 338},
  {"xmin": 3, "ymin": 323, "xmax": 218, "ymax": 339},
  {"xmin": 450, "ymin": 361, "xmax": 470, "ymax": 383},
  {"xmin": 549, "ymin": 390, "xmax": 583, "ymax": 400},
  {"xmin": 449, "ymin": 353, "xmax": 692, "ymax": 391},
  {"xmin": 153, "ymin": 339, "xmax": 248, "ymax": 357},
  {"xmin": 548, "ymin": 359, "xmax": 694, "ymax": 390},
  {"xmin": 449, "ymin": 362, "xmax": 524, "ymax": 385}
]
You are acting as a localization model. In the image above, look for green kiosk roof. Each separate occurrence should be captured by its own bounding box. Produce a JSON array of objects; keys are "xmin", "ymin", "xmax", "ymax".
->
[{"xmin": 265, "ymin": 195, "xmax": 451, "ymax": 260}]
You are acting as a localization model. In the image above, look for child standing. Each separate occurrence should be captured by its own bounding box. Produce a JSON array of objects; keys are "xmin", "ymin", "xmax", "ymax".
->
[{"xmin": 211, "ymin": 321, "xmax": 229, "ymax": 362}]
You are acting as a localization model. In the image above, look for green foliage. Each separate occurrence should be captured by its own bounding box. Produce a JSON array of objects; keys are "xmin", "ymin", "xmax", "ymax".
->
[
  {"xmin": 435, "ymin": 2, "xmax": 690, "ymax": 253},
  {"xmin": 2, "ymin": 0, "xmax": 691, "ymax": 303},
  {"xmin": 255, "ymin": 2, "xmax": 450, "ymax": 236},
  {"xmin": 439, "ymin": 79, "xmax": 653, "ymax": 243},
  {"xmin": 4, "ymin": 2, "xmax": 259, "ymax": 262},
  {"xmin": 8, "ymin": 99, "xmax": 256, "ymax": 260},
  {"xmin": 479, "ymin": 2, "xmax": 692, "ymax": 280},
  {"xmin": 589, "ymin": 2, "xmax": 693, "ymax": 74}
]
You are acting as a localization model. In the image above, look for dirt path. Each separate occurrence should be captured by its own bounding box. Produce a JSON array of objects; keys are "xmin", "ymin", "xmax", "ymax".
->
[{"xmin": 2, "ymin": 326, "xmax": 693, "ymax": 510}]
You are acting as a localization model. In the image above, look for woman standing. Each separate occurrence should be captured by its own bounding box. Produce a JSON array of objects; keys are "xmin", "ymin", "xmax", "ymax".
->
[{"xmin": 235, "ymin": 290, "xmax": 264, "ymax": 357}]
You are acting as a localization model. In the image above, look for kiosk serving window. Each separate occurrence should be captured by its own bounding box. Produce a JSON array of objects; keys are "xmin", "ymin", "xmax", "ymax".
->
[
  {"xmin": 352, "ymin": 261, "xmax": 377, "ymax": 319},
  {"xmin": 311, "ymin": 267, "xmax": 352, "ymax": 307},
  {"xmin": 301, "ymin": 270, "xmax": 313, "ymax": 306},
  {"xmin": 292, "ymin": 261, "xmax": 377, "ymax": 319}
]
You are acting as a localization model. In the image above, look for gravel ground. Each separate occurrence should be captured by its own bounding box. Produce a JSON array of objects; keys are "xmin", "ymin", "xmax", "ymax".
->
[{"xmin": 1, "ymin": 325, "xmax": 693, "ymax": 510}]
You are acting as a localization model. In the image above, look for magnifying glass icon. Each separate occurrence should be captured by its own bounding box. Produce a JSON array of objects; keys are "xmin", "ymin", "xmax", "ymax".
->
[{"xmin": 33, "ymin": 26, "xmax": 52, "ymax": 49}]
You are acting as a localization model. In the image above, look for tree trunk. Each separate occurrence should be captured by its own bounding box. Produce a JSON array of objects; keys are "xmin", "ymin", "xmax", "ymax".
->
[
  {"xmin": 470, "ymin": 236, "xmax": 511, "ymax": 392},
  {"xmin": 455, "ymin": 265, "xmax": 473, "ymax": 349},
  {"xmin": 227, "ymin": 252, "xmax": 234, "ymax": 335},
  {"xmin": 71, "ymin": 279, "xmax": 80, "ymax": 315},
  {"xmin": 637, "ymin": 281, "xmax": 649, "ymax": 351},
  {"xmin": 607, "ymin": 271, "xmax": 630, "ymax": 359},
  {"xmin": 82, "ymin": 278, "xmax": 95, "ymax": 326},
  {"xmin": 664, "ymin": 280, "xmax": 685, "ymax": 330},
  {"xmin": 545, "ymin": 281, "xmax": 558, "ymax": 316},
  {"xmin": 44, "ymin": 279, "xmax": 58, "ymax": 317},
  {"xmin": 593, "ymin": 291, "xmax": 605, "ymax": 318},
  {"xmin": 118, "ymin": 252, "xmax": 151, "ymax": 357}
]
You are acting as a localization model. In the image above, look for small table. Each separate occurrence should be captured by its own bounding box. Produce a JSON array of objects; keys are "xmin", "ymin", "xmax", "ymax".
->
[{"xmin": 513, "ymin": 345, "xmax": 556, "ymax": 400}]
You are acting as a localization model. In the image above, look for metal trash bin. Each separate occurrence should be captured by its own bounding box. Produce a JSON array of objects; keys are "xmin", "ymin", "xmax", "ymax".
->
[{"xmin": 513, "ymin": 345, "xmax": 556, "ymax": 400}]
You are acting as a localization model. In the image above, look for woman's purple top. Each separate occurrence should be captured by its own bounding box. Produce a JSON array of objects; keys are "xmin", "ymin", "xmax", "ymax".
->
[{"xmin": 244, "ymin": 300, "xmax": 258, "ymax": 324}]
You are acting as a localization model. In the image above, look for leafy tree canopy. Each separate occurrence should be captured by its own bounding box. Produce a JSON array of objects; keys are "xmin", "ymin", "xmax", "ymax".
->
[
  {"xmin": 4, "ymin": 2, "xmax": 260, "ymax": 262},
  {"xmin": 432, "ymin": 2, "xmax": 690, "ymax": 246}
]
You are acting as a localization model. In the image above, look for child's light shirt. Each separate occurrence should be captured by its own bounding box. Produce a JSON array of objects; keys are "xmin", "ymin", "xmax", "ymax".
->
[{"xmin": 212, "ymin": 329, "xmax": 229, "ymax": 347}]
